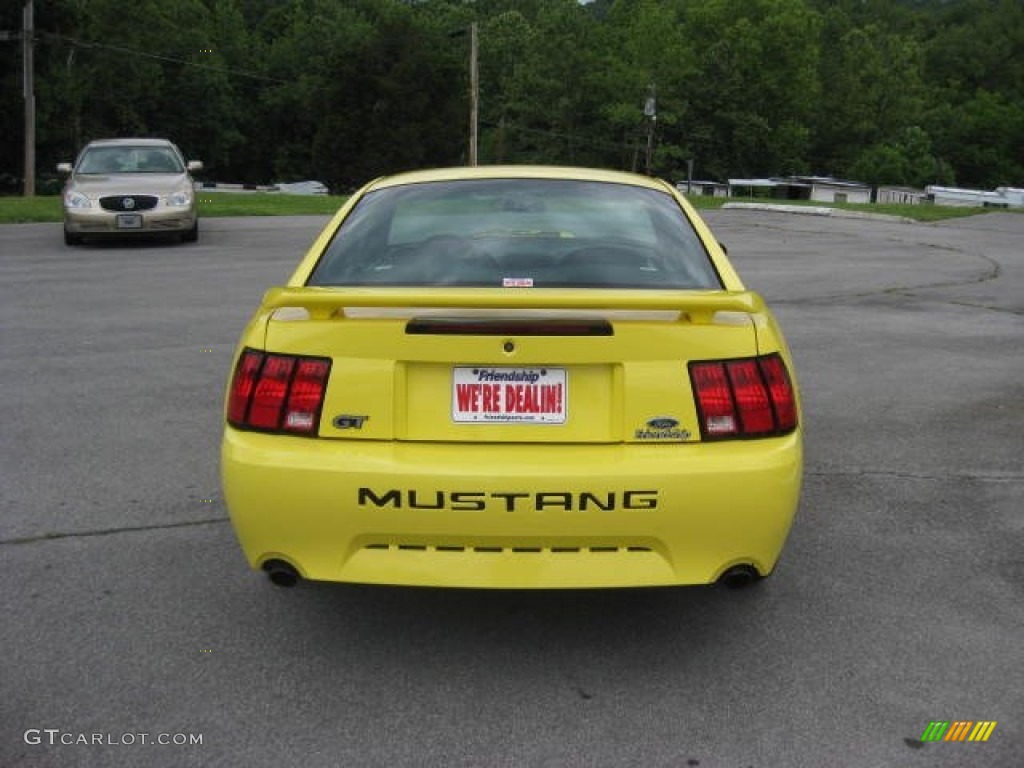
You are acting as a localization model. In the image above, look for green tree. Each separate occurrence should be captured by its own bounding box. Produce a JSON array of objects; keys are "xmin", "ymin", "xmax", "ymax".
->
[
  {"xmin": 850, "ymin": 125, "xmax": 953, "ymax": 187},
  {"xmin": 600, "ymin": 0, "xmax": 699, "ymax": 176},
  {"xmin": 680, "ymin": 0, "xmax": 821, "ymax": 179},
  {"xmin": 2, "ymin": 0, "xmax": 1022, "ymax": 194},
  {"xmin": 930, "ymin": 90, "xmax": 1024, "ymax": 187},
  {"xmin": 814, "ymin": 10, "xmax": 927, "ymax": 176},
  {"xmin": 493, "ymin": 0, "xmax": 610, "ymax": 166},
  {"xmin": 922, "ymin": 0, "xmax": 1024, "ymax": 187}
]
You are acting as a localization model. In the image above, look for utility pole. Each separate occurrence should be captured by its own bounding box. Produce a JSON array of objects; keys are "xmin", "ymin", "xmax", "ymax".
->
[
  {"xmin": 468, "ymin": 21, "xmax": 478, "ymax": 167},
  {"xmin": 23, "ymin": 0, "xmax": 35, "ymax": 197},
  {"xmin": 643, "ymin": 84, "xmax": 657, "ymax": 176}
]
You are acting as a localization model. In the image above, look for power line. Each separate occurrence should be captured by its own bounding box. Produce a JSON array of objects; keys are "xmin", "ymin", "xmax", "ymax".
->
[
  {"xmin": 40, "ymin": 31, "xmax": 290, "ymax": 84},
  {"xmin": 482, "ymin": 120, "xmax": 630, "ymax": 153}
]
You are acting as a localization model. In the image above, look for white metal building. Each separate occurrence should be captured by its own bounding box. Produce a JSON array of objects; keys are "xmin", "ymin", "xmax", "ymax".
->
[
  {"xmin": 925, "ymin": 186, "xmax": 1024, "ymax": 208},
  {"xmin": 727, "ymin": 176, "xmax": 871, "ymax": 204}
]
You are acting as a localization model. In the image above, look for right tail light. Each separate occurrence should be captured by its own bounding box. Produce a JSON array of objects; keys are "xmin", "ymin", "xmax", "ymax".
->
[{"xmin": 689, "ymin": 353, "xmax": 798, "ymax": 440}]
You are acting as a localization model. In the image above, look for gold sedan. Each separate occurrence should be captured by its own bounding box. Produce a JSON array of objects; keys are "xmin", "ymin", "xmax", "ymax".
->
[{"xmin": 58, "ymin": 138, "xmax": 202, "ymax": 245}]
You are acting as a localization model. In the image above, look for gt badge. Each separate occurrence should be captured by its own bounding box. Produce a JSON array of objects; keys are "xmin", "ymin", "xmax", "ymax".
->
[{"xmin": 333, "ymin": 414, "xmax": 369, "ymax": 429}]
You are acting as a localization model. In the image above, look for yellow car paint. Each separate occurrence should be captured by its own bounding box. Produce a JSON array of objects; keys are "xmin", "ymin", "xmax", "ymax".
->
[{"xmin": 222, "ymin": 166, "xmax": 802, "ymax": 589}]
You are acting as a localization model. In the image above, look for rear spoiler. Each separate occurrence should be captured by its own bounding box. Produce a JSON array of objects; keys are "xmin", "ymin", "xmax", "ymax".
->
[{"xmin": 261, "ymin": 287, "xmax": 765, "ymax": 323}]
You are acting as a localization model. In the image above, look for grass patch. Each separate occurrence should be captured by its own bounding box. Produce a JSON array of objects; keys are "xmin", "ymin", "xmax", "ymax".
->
[
  {"xmin": 196, "ymin": 192, "xmax": 345, "ymax": 217},
  {"xmin": 684, "ymin": 194, "xmax": 1014, "ymax": 222},
  {"xmin": 1, "ymin": 191, "xmax": 1018, "ymax": 225},
  {"xmin": 0, "ymin": 196, "xmax": 63, "ymax": 223},
  {"xmin": 0, "ymin": 192, "xmax": 346, "ymax": 224},
  {"xmin": 683, "ymin": 195, "xmax": 730, "ymax": 210},
  {"xmin": 841, "ymin": 201, "xmax": 1009, "ymax": 222}
]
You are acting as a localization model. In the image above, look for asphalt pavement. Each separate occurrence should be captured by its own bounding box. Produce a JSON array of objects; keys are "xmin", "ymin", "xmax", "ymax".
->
[{"xmin": 1, "ymin": 210, "xmax": 1021, "ymax": 767}]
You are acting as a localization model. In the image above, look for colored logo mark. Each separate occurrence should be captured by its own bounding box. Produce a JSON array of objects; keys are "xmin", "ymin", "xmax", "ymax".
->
[{"xmin": 920, "ymin": 721, "xmax": 997, "ymax": 742}]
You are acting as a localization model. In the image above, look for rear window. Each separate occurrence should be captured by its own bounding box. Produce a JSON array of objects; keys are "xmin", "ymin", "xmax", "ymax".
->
[{"xmin": 308, "ymin": 179, "xmax": 721, "ymax": 289}]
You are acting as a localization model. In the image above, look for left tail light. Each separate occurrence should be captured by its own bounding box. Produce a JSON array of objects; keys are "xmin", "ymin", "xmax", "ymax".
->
[{"xmin": 226, "ymin": 349, "xmax": 331, "ymax": 436}]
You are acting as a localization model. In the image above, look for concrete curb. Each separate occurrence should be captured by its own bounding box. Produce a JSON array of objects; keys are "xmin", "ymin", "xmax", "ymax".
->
[
  {"xmin": 721, "ymin": 201, "xmax": 915, "ymax": 224},
  {"xmin": 197, "ymin": 181, "xmax": 280, "ymax": 193}
]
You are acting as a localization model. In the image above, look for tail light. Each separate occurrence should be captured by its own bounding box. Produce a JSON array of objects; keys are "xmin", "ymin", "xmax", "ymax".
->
[
  {"xmin": 226, "ymin": 349, "xmax": 331, "ymax": 435},
  {"xmin": 689, "ymin": 353, "xmax": 798, "ymax": 440}
]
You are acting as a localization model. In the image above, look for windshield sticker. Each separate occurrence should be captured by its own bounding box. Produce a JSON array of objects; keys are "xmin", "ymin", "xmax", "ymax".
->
[{"xmin": 502, "ymin": 277, "xmax": 534, "ymax": 288}]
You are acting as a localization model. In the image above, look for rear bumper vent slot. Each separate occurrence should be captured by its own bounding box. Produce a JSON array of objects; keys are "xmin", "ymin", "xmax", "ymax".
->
[
  {"xmin": 405, "ymin": 317, "xmax": 613, "ymax": 336},
  {"xmin": 365, "ymin": 543, "xmax": 652, "ymax": 554}
]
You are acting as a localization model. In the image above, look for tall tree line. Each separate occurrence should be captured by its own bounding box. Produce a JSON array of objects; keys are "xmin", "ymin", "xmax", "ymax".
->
[{"xmin": 1, "ymin": 0, "xmax": 1021, "ymax": 193}]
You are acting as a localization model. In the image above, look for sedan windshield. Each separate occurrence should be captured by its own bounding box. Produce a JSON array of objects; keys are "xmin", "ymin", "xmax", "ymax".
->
[
  {"xmin": 308, "ymin": 179, "xmax": 721, "ymax": 290},
  {"xmin": 77, "ymin": 146, "xmax": 184, "ymax": 174}
]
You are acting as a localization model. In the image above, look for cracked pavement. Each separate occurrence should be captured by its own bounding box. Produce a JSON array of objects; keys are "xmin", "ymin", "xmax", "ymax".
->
[{"xmin": 2, "ymin": 211, "xmax": 1021, "ymax": 767}]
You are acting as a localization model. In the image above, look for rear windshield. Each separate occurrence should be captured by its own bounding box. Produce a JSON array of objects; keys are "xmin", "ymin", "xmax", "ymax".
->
[
  {"xmin": 308, "ymin": 179, "xmax": 721, "ymax": 289},
  {"xmin": 77, "ymin": 146, "xmax": 184, "ymax": 174}
]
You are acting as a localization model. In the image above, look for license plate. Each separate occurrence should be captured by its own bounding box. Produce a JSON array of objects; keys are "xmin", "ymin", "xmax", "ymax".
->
[
  {"xmin": 116, "ymin": 214, "xmax": 143, "ymax": 229},
  {"xmin": 452, "ymin": 367, "xmax": 566, "ymax": 424}
]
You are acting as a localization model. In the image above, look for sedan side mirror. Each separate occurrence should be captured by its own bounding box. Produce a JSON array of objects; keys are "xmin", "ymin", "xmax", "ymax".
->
[
  {"xmin": 57, "ymin": 163, "xmax": 72, "ymax": 174},
  {"xmin": 187, "ymin": 160, "xmax": 203, "ymax": 172}
]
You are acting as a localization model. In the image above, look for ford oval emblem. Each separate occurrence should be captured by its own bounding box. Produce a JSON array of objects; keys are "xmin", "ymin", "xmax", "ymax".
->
[{"xmin": 646, "ymin": 417, "xmax": 679, "ymax": 430}]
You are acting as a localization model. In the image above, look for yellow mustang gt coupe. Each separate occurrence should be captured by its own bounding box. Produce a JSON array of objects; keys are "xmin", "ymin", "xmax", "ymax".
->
[{"xmin": 222, "ymin": 166, "xmax": 802, "ymax": 590}]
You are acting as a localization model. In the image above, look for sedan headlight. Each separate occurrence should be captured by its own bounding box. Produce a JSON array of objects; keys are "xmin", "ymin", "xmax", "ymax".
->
[
  {"xmin": 167, "ymin": 190, "xmax": 193, "ymax": 207},
  {"xmin": 64, "ymin": 190, "xmax": 91, "ymax": 209}
]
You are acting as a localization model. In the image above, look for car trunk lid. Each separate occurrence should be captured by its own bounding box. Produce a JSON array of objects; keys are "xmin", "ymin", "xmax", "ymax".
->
[{"xmin": 259, "ymin": 287, "xmax": 764, "ymax": 444}]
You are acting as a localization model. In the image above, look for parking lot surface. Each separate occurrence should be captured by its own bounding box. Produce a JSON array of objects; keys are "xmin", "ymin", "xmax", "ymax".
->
[{"xmin": 1, "ymin": 211, "xmax": 1021, "ymax": 767}]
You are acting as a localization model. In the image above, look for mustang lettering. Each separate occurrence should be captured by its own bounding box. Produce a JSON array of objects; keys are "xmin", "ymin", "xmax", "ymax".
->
[{"xmin": 357, "ymin": 488, "xmax": 659, "ymax": 512}]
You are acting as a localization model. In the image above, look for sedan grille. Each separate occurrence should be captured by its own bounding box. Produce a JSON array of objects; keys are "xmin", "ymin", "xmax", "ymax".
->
[{"xmin": 99, "ymin": 195, "xmax": 159, "ymax": 212}]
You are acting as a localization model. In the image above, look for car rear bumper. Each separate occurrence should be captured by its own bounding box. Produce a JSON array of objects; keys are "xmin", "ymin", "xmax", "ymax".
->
[
  {"xmin": 64, "ymin": 208, "xmax": 197, "ymax": 235},
  {"xmin": 221, "ymin": 429, "xmax": 802, "ymax": 588}
]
